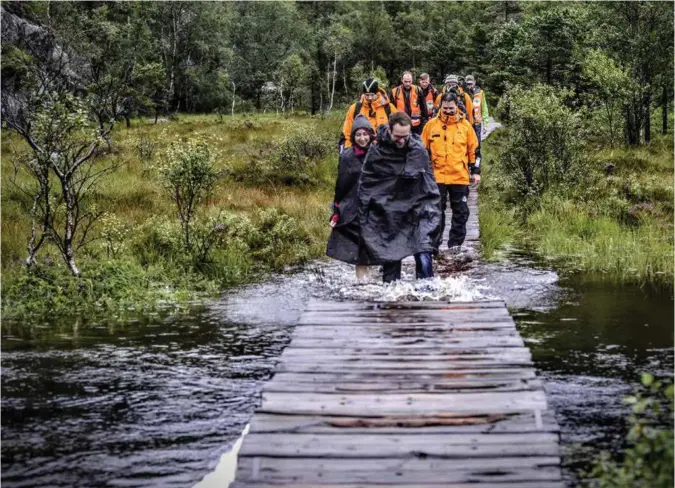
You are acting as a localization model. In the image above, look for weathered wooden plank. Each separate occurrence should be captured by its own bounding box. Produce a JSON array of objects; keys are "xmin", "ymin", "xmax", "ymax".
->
[
  {"xmin": 262, "ymin": 378, "xmax": 543, "ymax": 394},
  {"xmin": 236, "ymin": 457, "xmax": 562, "ymax": 484},
  {"xmin": 287, "ymin": 335, "xmax": 526, "ymax": 349},
  {"xmin": 248, "ymin": 412, "xmax": 560, "ymax": 434},
  {"xmin": 260, "ymin": 391, "xmax": 548, "ymax": 416},
  {"xmin": 231, "ymin": 482, "xmax": 565, "ymax": 488},
  {"xmin": 239, "ymin": 432, "xmax": 561, "ymax": 458},
  {"xmin": 276, "ymin": 360, "xmax": 535, "ymax": 373},
  {"xmin": 281, "ymin": 347, "xmax": 532, "ymax": 359},
  {"xmin": 293, "ymin": 324, "xmax": 518, "ymax": 340},
  {"xmin": 267, "ymin": 371, "xmax": 540, "ymax": 384},
  {"xmin": 300, "ymin": 309, "xmax": 510, "ymax": 320},
  {"xmin": 304, "ymin": 300, "xmax": 507, "ymax": 312}
]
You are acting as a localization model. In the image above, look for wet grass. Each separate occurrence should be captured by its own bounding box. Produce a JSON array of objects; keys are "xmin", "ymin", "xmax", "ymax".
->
[
  {"xmin": 2, "ymin": 112, "xmax": 344, "ymax": 322},
  {"xmin": 479, "ymin": 131, "xmax": 674, "ymax": 287}
]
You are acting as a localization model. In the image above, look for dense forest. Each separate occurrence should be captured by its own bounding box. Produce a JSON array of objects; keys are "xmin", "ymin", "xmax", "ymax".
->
[{"xmin": 2, "ymin": 1, "xmax": 673, "ymax": 142}]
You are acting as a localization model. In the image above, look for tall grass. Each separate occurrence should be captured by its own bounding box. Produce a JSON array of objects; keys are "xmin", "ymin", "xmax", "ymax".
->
[
  {"xmin": 1, "ymin": 113, "xmax": 343, "ymax": 322},
  {"xmin": 479, "ymin": 130, "xmax": 674, "ymax": 287}
]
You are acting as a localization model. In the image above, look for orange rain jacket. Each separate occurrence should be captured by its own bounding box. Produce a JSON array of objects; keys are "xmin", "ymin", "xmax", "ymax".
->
[
  {"xmin": 341, "ymin": 88, "xmax": 398, "ymax": 148},
  {"xmin": 421, "ymin": 112, "xmax": 478, "ymax": 185}
]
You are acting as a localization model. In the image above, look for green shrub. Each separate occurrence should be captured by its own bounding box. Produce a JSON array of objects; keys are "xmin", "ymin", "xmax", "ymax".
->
[
  {"xmin": 246, "ymin": 208, "xmax": 312, "ymax": 269},
  {"xmin": 585, "ymin": 374, "xmax": 673, "ymax": 488},
  {"xmin": 497, "ymin": 84, "xmax": 583, "ymax": 204}
]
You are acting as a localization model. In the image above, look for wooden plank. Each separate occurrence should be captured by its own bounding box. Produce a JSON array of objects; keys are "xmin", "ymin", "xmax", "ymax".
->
[
  {"xmin": 304, "ymin": 300, "xmax": 507, "ymax": 312},
  {"xmin": 281, "ymin": 347, "xmax": 533, "ymax": 359},
  {"xmin": 232, "ymin": 482, "xmax": 565, "ymax": 488},
  {"xmin": 266, "ymin": 371, "xmax": 540, "ymax": 385},
  {"xmin": 292, "ymin": 324, "xmax": 518, "ymax": 339},
  {"xmin": 260, "ymin": 391, "xmax": 548, "ymax": 416},
  {"xmin": 262, "ymin": 378, "xmax": 543, "ymax": 394},
  {"xmin": 239, "ymin": 432, "xmax": 561, "ymax": 458},
  {"xmin": 235, "ymin": 457, "xmax": 562, "ymax": 484},
  {"xmin": 300, "ymin": 309, "xmax": 511, "ymax": 320},
  {"xmin": 287, "ymin": 336, "xmax": 526, "ymax": 349},
  {"xmin": 249, "ymin": 412, "xmax": 560, "ymax": 434},
  {"xmin": 276, "ymin": 360, "xmax": 535, "ymax": 373}
]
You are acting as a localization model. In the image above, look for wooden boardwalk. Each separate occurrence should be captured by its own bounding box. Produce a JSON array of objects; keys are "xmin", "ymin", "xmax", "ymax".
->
[{"xmin": 231, "ymin": 183, "xmax": 562, "ymax": 487}]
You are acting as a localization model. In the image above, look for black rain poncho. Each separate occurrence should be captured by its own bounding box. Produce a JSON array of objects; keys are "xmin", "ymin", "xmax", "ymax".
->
[
  {"xmin": 326, "ymin": 115, "xmax": 373, "ymax": 264},
  {"xmin": 356, "ymin": 125, "xmax": 441, "ymax": 264}
]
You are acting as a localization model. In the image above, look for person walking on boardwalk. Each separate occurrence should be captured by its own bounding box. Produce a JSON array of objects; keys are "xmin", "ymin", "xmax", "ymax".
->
[
  {"xmin": 357, "ymin": 112, "xmax": 441, "ymax": 283},
  {"xmin": 339, "ymin": 78, "xmax": 397, "ymax": 153},
  {"xmin": 418, "ymin": 73, "xmax": 438, "ymax": 129},
  {"xmin": 422, "ymin": 92, "xmax": 479, "ymax": 253},
  {"xmin": 434, "ymin": 74, "xmax": 473, "ymax": 124},
  {"xmin": 326, "ymin": 115, "xmax": 375, "ymax": 281},
  {"xmin": 465, "ymin": 74, "xmax": 489, "ymax": 166},
  {"xmin": 389, "ymin": 71, "xmax": 428, "ymax": 136}
]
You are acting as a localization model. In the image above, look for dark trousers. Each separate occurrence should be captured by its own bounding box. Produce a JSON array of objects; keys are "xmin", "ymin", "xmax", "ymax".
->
[
  {"xmin": 382, "ymin": 252, "xmax": 434, "ymax": 283},
  {"xmin": 411, "ymin": 123, "xmax": 423, "ymax": 136},
  {"xmin": 473, "ymin": 123, "xmax": 482, "ymax": 159},
  {"xmin": 436, "ymin": 184, "xmax": 470, "ymax": 249}
]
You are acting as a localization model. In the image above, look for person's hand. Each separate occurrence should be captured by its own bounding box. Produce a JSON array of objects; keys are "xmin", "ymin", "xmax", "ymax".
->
[
  {"xmin": 329, "ymin": 212, "xmax": 339, "ymax": 228},
  {"xmin": 471, "ymin": 174, "xmax": 481, "ymax": 186}
]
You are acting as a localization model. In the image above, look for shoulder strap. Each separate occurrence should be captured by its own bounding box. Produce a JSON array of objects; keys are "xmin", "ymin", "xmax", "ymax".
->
[
  {"xmin": 353, "ymin": 101, "xmax": 362, "ymax": 121},
  {"xmin": 384, "ymin": 103, "xmax": 391, "ymax": 117}
]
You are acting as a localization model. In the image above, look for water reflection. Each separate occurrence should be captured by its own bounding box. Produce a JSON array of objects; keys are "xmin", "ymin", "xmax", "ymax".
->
[{"xmin": 2, "ymin": 252, "xmax": 672, "ymax": 488}]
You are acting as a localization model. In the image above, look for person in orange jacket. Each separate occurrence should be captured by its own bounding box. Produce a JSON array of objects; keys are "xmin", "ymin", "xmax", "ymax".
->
[
  {"xmin": 418, "ymin": 73, "xmax": 438, "ymax": 129},
  {"xmin": 389, "ymin": 71, "xmax": 428, "ymax": 135},
  {"xmin": 339, "ymin": 78, "xmax": 397, "ymax": 152},
  {"xmin": 433, "ymin": 74, "xmax": 474, "ymax": 124},
  {"xmin": 421, "ymin": 92, "xmax": 479, "ymax": 252}
]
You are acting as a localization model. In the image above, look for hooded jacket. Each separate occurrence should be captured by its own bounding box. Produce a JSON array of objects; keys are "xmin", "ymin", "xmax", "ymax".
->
[
  {"xmin": 341, "ymin": 88, "xmax": 398, "ymax": 148},
  {"xmin": 421, "ymin": 111, "xmax": 479, "ymax": 185},
  {"xmin": 434, "ymin": 86, "xmax": 474, "ymax": 124},
  {"xmin": 356, "ymin": 125, "xmax": 441, "ymax": 264},
  {"xmin": 326, "ymin": 115, "xmax": 374, "ymax": 264}
]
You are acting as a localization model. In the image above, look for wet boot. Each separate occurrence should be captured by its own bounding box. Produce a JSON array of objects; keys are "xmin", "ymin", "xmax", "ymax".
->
[
  {"xmin": 382, "ymin": 262, "xmax": 402, "ymax": 283},
  {"xmin": 414, "ymin": 252, "xmax": 434, "ymax": 279}
]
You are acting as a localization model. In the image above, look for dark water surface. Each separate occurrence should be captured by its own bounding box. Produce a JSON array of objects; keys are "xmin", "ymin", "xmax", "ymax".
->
[{"xmin": 2, "ymin": 255, "xmax": 673, "ymax": 487}]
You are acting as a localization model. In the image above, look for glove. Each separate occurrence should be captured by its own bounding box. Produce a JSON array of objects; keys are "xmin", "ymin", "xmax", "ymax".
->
[{"xmin": 329, "ymin": 202, "xmax": 340, "ymax": 228}]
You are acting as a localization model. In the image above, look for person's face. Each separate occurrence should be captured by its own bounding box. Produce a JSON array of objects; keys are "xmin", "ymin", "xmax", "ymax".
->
[
  {"xmin": 354, "ymin": 128, "xmax": 371, "ymax": 149},
  {"xmin": 441, "ymin": 101, "xmax": 457, "ymax": 117},
  {"xmin": 402, "ymin": 74, "xmax": 413, "ymax": 88},
  {"xmin": 391, "ymin": 123, "xmax": 411, "ymax": 148},
  {"xmin": 447, "ymin": 82, "xmax": 458, "ymax": 90},
  {"xmin": 466, "ymin": 79, "xmax": 475, "ymax": 90},
  {"xmin": 364, "ymin": 92, "xmax": 378, "ymax": 103},
  {"xmin": 419, "ymin": 78, "xmax": 429, "ymax": 89}
]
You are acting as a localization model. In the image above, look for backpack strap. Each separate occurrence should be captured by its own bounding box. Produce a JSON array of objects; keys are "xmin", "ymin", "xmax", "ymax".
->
[{"xmin": 354, "ymin": 100, "xmax": 362, "ymax": 120}]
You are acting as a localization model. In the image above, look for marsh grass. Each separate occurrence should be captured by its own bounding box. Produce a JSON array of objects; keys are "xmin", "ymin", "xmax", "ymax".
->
[
  {"xmin": 2, "ymin": 113, "xmax": 343, "ymax": 321},
  {"xmin": 479, "ymin": 131, "xmax": 673, "ymax": 287}
]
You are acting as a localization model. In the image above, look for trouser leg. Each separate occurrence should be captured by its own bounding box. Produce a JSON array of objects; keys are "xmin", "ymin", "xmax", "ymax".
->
[
  {"xmin": 474, "ymin": 123, "xmax": 482, "ymax": 160},
  {"xmin": 414, "ymin": 252, "xmax": 434, "ymax": 279},
  {"xmin": 382, "ymin": 261, "xmax": 402, "ymax": 283},
  {"xmin": 435, "ymin": 183, "xmax": 449, "ymax": 250},
  {"xmin": 447, "ymin": 185, "xmax": 470, "ymax": 248}
]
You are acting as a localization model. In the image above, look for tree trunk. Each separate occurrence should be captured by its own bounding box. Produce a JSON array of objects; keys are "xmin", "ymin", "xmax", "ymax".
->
[
  {"xmin": 61, "ymin": 183, "xmax": 80, "ymax": 276},
  {"xmin": 231, "ymin": 81, "xmax": 236, "ymax": 118},
  {"xmin": 644, "ymin": 89, "xmax": 651, "ymax": 143},
  {"xmin": 662, "ymin": 86, "xmax": 668, "ymax": 135},
  {"xmin": 329, "ymin": 56, "xmax": 337, "ymax": 112}
]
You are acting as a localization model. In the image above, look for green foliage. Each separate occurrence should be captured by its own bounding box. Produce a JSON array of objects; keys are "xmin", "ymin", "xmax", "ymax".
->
[
  {"xmin": 157, "ymin": 136, "xmax": 220, "ymax": 251},
  {"xmin": 497, "ymin": 84, "xmax": 583, "ymax": 205},
  {"xmin": 246, "ymin": 208, "xmax": 312, "ymax": 270},
  {"xmin": 585, "ymin": 375, "xmax": 674, "ymax": 488}
]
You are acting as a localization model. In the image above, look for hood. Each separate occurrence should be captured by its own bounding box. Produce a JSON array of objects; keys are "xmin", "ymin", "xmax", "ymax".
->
[
  {"xmin": 351, "ymin": 114, "xmax": 374, "ymax": 141},
  {"xmin": 360, "ymin": 87, "xmax": 391, "ymax": 109}
]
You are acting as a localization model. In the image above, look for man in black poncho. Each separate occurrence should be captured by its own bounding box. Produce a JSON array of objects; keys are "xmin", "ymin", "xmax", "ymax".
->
[{"xmin": 357, "ymin": 111, "xmax": 442, "ymax": 283}]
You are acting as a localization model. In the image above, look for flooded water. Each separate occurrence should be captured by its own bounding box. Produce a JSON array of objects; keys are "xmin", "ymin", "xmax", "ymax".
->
[{"xmin": 2, "ymin": 249, "xmax": 672, "ymax": 488}]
